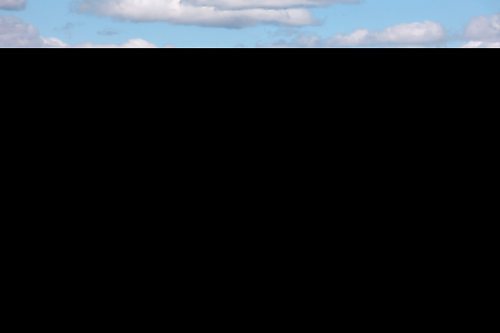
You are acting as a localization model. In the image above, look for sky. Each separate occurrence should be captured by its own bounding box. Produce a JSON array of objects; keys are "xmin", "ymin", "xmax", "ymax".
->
[{"xmin": 0, "ymin": 0, "xmax": 499, "ymax": 47}]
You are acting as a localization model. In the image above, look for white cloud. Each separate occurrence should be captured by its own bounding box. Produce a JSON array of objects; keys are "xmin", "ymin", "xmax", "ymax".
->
[
  {"xmin": 273, "ymin": 21, "xmax": 446, "ymax": 47},
  {"xmin": 0, "ymin": 0, "xmax": 26, "ymax": 10},
  {"xmin": 0, "ymin": 16, "xmax": 53, "ymax": 47},
  {"xmin": 465, "ymin": 13, "xmax": 500, "ymax": 41},
  {"xmin": 462, "ymin": 13, "xmax": 500, "ymax": 48},
  {"xmin": 329, "ymin": 21, "xmax": 446, "ymax": 46},
  {"xmin": 462, "ymin": 40, "xmax": 500, "ymax": 48},
  {"xmin": 76, "ymin": 38, "xmax": 158, "ymax": 48},
  {"xmin": 78, "ymin": 0, "xmax": 357, "ymax": 28},
  {"xmin": 0, "ymin": 15, "xmax": 158, "ymax": 48},
  {"xmin": 42, "ymin": 37, "xmax": 68, "ymax": 47},
  {"xmin": 186, "ymin": 0, "xmax": 358, "ymax": 9}
]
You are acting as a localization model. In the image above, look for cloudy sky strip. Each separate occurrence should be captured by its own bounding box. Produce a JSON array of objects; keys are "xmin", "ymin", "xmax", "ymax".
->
[{"xmin": 0, "ymin": 0, "xmax": 499, "ymax": 47}]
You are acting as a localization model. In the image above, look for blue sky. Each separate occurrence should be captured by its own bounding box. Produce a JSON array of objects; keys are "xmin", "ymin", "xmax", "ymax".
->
[{"xmin": 1, "ymin": 0, "xmax": 499, "ymax": 47}]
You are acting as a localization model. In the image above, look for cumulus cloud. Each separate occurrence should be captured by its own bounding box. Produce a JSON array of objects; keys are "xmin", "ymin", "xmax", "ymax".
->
[
  {"xmin": 273, "ymin": 21, "xmax": 446, "ymax": 47},
  {"xmin": 0, "ymin": 0, "xmax": 25, "ymax": 10},
  {"xmin": 76, "ymin": 38, "xmax": 158, "ymax": 48},
  {"xmin": 0, "ymin": 16, "xmax": 156, "ymax": 48},
  {"xmin": 186, "ymin": 0, "xmax": 358, "ymax": 9},
  {"xmin": 1, "ymin": 0, "xmax": 161, "ymax": 47},
  {"xmin": 0, "ymin": 16, "xmax": 52, "ymax": 47},
  {"xmin": 462, "ymin": 40, "xmax": 500, "ymax": 48},
  {"xmin": 78, "ymin": 0, "xmax": 356, "ymax": 28},
  {"xmin": 330, "ymin": 21, "xmax": 446, "ymax": 46},
  {"xmin": 463, "ymin": 13, "xmax": 500, "ymax": 47},
  {"xmin": 0, "ymin": 15, "xmax": 159, "ymax": 47}
]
